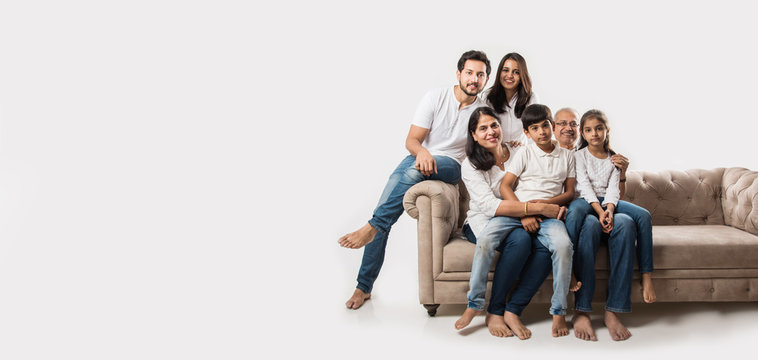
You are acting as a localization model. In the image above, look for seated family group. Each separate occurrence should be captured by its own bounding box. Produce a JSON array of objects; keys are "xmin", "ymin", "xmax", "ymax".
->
[{"xmin": 338, "ymin": 50, "xmax": 656, "ymax": 342}]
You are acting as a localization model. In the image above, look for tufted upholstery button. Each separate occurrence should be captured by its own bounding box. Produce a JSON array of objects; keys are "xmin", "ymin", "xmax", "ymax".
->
[
  {"xmin": 673, "ymin": 218, "xmax": 679, "ymax": 223},
  {"xmin": 709, "ymin": 288, "xmax": 715, "ymax": 293},
  {"xmin": 658, "ymin": 196, "xmax": 664, "ymax": 201},
  {"xmin": 687, "ymin": 196, "xmax": 692, "ymax": 201},
  {"xmin": 674, "ymin": 288, "xmax": 679, "ymax": 293}
]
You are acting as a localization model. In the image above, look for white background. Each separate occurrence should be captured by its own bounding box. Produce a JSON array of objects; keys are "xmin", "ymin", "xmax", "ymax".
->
[{"xmin": 0, "ymin": 0, "xmax": 756, "ymax": 359}]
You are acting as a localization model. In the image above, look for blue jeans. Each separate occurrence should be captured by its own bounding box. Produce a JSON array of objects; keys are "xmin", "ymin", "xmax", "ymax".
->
[
  {"xmin": 356, "ymin": 155, "xmax": 461, "ymax": 293},
  {"xmin": 565, "ymin": 198, "xmax": 654, "ymax": 274},
  {"xmin": 574, "ymin": 213, "xmax": 636, "ymax": 313},
  {"xmin": 463, "ymin": 226, "xmax": 552, "ymax": 316},
  {"xmin": 533, "ymin": 218, "xmax": 574, "ymax": 316},
  {"xmin": 464, "ymin": 216, "xmax": 523, "ymax": 310}
]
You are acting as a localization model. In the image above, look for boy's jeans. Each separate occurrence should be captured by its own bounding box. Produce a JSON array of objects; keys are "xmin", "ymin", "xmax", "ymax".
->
[
  {"xmin": 533, "ymin": 218, "xmax": 574, "ymax": 316},
  {"xmin": 356, "ymin": 155, "xmax": 461, "ymax": 294}
]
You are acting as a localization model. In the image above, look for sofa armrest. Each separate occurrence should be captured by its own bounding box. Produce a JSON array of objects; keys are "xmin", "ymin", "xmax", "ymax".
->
[
  {"xmin": 722, "ymin": 167, "xmax": 758, "ymax": 236},
  {"xmin": 403, "ymin": 180, "xmax": 460, "ymax": 304}
]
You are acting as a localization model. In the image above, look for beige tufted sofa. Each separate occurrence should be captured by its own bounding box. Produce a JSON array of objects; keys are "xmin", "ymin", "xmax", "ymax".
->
[{"xmin": 403, "ymin": 167, "xmax": 758, "ymax": 316}]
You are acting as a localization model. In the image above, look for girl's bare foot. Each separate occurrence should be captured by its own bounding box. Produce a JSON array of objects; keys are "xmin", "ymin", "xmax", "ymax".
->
[
  {"xmin": 485, "ymin": 313, "xmax": 514, "ymax": 338},
  {"xmin": 572, "ymin": 311, "xmax": 597, "ymax": 341},
  {"xmin": 455, "ymin": 308, "xmax": 483, "ymax": 330},
  {"xmin": 345, "ymin": 288, "xmax": 371, "ymax": 309},
  {"xmin": 338, "ymin": 223, "xmax": 378, "ymax": 249},
  {"xmin": 552, "ymin": 315, "xmax": 569, "ymax": 337},
  {"xmin": 604, "ymin": 310, "xmax": 631, "ymax": 341},
  {"xmin": 503, "ymin": 311, "xmax": 531, "ymax": 339},
  {"xmin": 641, "ymin": 273, "xmax": 657, "ymax": 303},
  {"xmin": 570, "ymin": 273, "xmax": 582, "ymax": 292}
]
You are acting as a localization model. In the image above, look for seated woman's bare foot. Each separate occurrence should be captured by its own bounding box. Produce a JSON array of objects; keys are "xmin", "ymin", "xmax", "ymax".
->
[
  {"xmin": 641, "ymin": 273, "xmax": 657, "ymax": 303},
  {"xmin": 552, "ymin": 315, "xmax": 569, "ymax": 337},
  {"xmin": 503, "ymin": 311, "xmax": 531, "ymax": 340},
  {"xmin": 485, "ymin": 313, "xmax": 514, "ymax": 338},
  {"xmin": 570, "ymin": 274, "xmax": 582, "ymax": 292},
  {"xmin": 345, "ymin": 288, "xmax": 371, "ymax": 309},
  {"xmin": 572, "ymin": 311, "xmax": 597, "ymax": 341},
  {"xmin": 338, "ymin": 223, "xmax": 378, "ymax": 249},
  {"xmin": 455, "ymin": 307, "xmax": 483, "ymax": 330},
  {"xmin": 604, "ymin": 311, "xmax": 632, "ymax": 341}
]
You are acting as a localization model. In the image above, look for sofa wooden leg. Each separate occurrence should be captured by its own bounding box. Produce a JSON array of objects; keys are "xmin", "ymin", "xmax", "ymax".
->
[{"xmin": 423, "ymin": 304, "xmax": 440, "ymax": 316}]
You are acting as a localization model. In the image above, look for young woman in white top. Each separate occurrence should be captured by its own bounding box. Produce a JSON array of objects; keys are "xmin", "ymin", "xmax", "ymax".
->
[
  {"xmin": 482, "ymin": 53, "xmax": 539, "ymax": 146},
  {"xmin": 454, "ymin": 106, "xmax": 565, "ymax": 339}
]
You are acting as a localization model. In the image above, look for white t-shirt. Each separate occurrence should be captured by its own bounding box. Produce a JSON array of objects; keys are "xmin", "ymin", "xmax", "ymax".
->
[
  {"xmin": 480, "ymin": 88, "xmax": 539, "ymax": 145},
  {"xmin": 461, "ymin": 144, "xmax": 519, "ymax": 236},
  {"xmin": 507, "ymin": 140, "xmax": 576, "ymax": 202},
  {"xmin": 574, "ymin": 147, "xmax": 620, "ymax": 206},
  {"xmin": 412, "ymin": 86, "xmax": 487, "ymax": 164}
]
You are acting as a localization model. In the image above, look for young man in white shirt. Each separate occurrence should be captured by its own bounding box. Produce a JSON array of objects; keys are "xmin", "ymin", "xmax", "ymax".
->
[{"xmin": 338, "ymin": 51, "xmax": 491, "ymax": 310}]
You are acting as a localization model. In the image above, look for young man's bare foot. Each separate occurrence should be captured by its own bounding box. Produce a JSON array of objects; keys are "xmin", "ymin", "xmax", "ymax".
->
[
  {"xmin": 455, "ymin": 307, "xmax": 483, "ymax": 330},
  {"xmin": 641, "ymin": 273, "xmax": 657, "ymax": 303},
  {"xmin": 572, "ymin": 311, "xmax": 597, "ymax": 341},
  {"xmin": 503, "ymin": 311, "xmax": 531, "ymax": 339},
  {"xmin": 570, "ymin": 274, "xmax": 582, "ymax": 292},
  {"xmin": 604, "ymin": 310, "xmax": 632, "ymax": 341},
  {"xmin": 338, "ymin": 223, "xmax": 378, "ymax": 249},
  {"xmin": 485, "ymin": 313, "xmax": 514, "ymax": 338},
  {"xmin": 345, "ymin": 288, "xmax": 371, "ymax": 309},
  {"xmin": 552, "ymin": 315, "xmax": 569, "ymax": 337}
]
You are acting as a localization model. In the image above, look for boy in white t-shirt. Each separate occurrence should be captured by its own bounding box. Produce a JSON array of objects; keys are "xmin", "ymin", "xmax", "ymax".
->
[{"xmin": 499, "ymin": 104, "xmax": 579, "ymax": 337}]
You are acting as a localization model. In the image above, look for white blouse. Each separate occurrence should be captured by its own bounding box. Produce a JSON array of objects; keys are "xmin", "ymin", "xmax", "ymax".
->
[{"xmin": 574, "ymin": 147, "xmax": 620, "ymax": 206}]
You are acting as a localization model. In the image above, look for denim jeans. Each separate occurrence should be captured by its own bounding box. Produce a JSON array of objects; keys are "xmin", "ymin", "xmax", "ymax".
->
[
  {"xmin": 574, "ymin": 213, "xmax": 636, "ymax": 313},
  {"xmin": 565, "ymin": 198, "xmax": 654, "ymax": 274},
  {"xmin": 463, "ymin": 216, "xmax": 524, "ymax": 310},
  {"xmin": 463, "ymin": 226, "xmax": 552, "ymax": 316},
  {"xmin": 533, "ymin": 218, "xmax": 574, "ymax": 316},
  {"xmin": 356, "ymin": 155, "xmax": 461, "ymax": 294}
]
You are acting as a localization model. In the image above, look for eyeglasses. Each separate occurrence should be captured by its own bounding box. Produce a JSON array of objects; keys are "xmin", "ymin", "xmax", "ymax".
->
[{"xmin": 555, "ymin": 121, "xmax": 578, "ymax": 127}]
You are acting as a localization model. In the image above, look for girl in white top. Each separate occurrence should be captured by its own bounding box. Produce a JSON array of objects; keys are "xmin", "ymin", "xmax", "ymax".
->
[
  {"xmin": 482, "ymin": 53, "xmax": 539, "ymax": 147},
  {"xmin": 454, "ymin": 106, "xmax": 565, "ymax": 333}
]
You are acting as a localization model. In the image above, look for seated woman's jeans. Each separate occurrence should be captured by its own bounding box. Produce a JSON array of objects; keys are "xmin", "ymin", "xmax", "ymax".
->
[
  {"xmin": 356, "ymin": 155, "xmax": 461, "ymax": 294},
  {"xmin": 464, "ymin": 224, "xmax": 553, "ymax": 316},
  {"xmin": 565, "ymin": 198, "xmax": 654, "ymax": 274}
]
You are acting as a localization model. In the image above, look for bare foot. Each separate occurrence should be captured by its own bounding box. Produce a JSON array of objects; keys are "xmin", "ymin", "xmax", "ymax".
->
[
  {"xmin": 455, "ymin": 307, "xmax": 483, "ymax": 330},
  {"xmin": 485, "ymin": 313, "xmax": 514, "ymax": 338},
  {"xmin": 552, "ymin": 315, "xmax": 569, "ymax": 337},
  {"xmin": 503, "ymin": 311, "xmax": 531, "ymax": 339},
  {"xmin": 604, "ymin": 311, "xmax": 632, "ymax": 341},
  {"xmin": 338, "ymin": 223, "xmax": 378, "ymax": 249},
  {"xmin": 345, "ymin": 288, "xmax": 371, "ymax": 309},
  {"xmin": 570, "ymin": 273, "xmax": 582, "ymax": 292},
  {"xmin": 572, "ymin": 311, "xmax": 597, "ymax": 341},
  {"xmin": 641, "ymin": 273, "xmax": 657, "ymax": 303}
]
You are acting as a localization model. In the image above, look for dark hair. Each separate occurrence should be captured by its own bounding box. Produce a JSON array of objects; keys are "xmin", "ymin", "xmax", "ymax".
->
[
  {"xmin": 521, "ymin": 104, "xmax": 552, "ymax": 130},
  {"xmin": 486, "ymin": 53, "xmax": 533, "ymax": 118},
  {"xmin": 466, "ymin": 106, "xmax": 500, "ymax": 170},
  {"xmin": 457, "ymin": 50, "xmax": 491, "ymax": 76},
  {"xmin": 577, "ymin": 109, "xmax": 616, "ymax": 155}
]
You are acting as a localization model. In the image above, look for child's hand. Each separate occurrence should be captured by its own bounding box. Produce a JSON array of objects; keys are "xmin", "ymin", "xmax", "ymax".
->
[
  {"xmin": 521, "ymin": 216, "xmax": 541, "ymax": 233},
  {"xmin": 539, "ymin": 203, "xmax": 565, "ymax": 219},
  {"xmin": 600, "ymin": 210, "xmax": 614, "ymax": 233}
]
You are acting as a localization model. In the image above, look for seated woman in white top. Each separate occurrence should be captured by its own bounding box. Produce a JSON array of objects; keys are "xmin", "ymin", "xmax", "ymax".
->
[
  {"xmin": 454, "ymin": 106, "xmax": 565, "ymax": 339},
  {"xmin": 481, "ymin": 53, "xmax": 539, "ymax": 147}
]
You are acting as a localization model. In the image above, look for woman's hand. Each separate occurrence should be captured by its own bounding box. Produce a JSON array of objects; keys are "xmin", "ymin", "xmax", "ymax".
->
[
  {"xmin": 521, "ymin": 216, "xmax": 541, "ymax": 233},
  {"xmin": 414, "ymin": 148, "xmax": 437, "ymax": 176},
  {"xmin": 506, "ymin": 140, "xmax": 523, "ymax": 148},
  {"xmin": 537, "ymin": 203, "xmax": 566, "ymax": 220}
]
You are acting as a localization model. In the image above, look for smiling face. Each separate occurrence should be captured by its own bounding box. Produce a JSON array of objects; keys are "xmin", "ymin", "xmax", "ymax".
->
[
  {"xmin": 499, "ymin": 59, "xmax": 521, "ymax": 93},
  {"xmin": 581, "ymin": 117, "xmax": 609, "ymax": 148},
  {"xmin": 456, "ymin": 60, "xmax": 489, "ymax": 96},
  {"xmin": 553, "ymin": 109, "xmax": 579, "ymax": 149},
  {"xmin": 471, "ymin": 113, "xmax": 502, "ymax": 151}
]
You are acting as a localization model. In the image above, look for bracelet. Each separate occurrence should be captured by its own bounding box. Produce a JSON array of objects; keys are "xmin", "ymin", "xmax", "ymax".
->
[
  {"xmin": 524, "ymin": 202, "xmax": 528, "ymax": 216},
  {"xmin": 619, "ymin": 178, "xmax": 627, "ymax": 183}
]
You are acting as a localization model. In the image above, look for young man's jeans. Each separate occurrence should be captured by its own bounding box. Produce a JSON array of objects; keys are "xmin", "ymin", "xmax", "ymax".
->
[
  {"xmin": 356, "ymin": 155, "xmax": 461, "ymax": 294},
  {"xmin": 463, "ymin": 226, "xmax": 552, "ymax": 316},
  {"xmin": 565, "ymin": 198, "xmax": 654, "ymax": 273},
  {"xmin": 573, "ymin": 212, "xmax": 637, "ymax": 313}
]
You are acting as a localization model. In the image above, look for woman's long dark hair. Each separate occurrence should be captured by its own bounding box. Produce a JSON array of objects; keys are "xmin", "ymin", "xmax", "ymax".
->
[
  {"xmin": 486, "ymin": 52, "xmax": 533, "ymax": 118},
  {"xmin": 466, "ymin": 106, "xmax": 501, "ymax": 170},
  {"xmin": 577, "ymin": 109, "xmax": 616, "ymax": 155}
]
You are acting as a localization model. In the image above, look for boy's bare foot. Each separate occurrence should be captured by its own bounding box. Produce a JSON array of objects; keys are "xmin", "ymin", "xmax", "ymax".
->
[
  {"xmin": 345, "ymin": 288, "xmax": 371, "ymax": 309},
  {"xmin": 503, "ymin": 311, "xmax": 531, "ymax": 339},
  {"xmin": 572, "ymin": 311, "xmax": 597, "ymax": 341},
  {"xmin": 552, "ymin": 315, "xmax": 569, "ymax": 337},
  {"xmin": 641, "ymin": 273, "xmax": 657, "ymax": 303},
  {"xmin": 604, "ymin": 311, "xmax": 631, "ymax": 341},
  {"xmin": 338, "ymin": 223, "xmax": 378, "ymax": 249},
  {"xmin": 570, "ymin": 274, "xmax": 582, "ymax": 292},
  {"xmin": 485, "ymin": 313, "xmax": 514, "ymax": 338},
  {"xmin": 455, "ymin": 308, "xmax": 483, "ymax": 330}
]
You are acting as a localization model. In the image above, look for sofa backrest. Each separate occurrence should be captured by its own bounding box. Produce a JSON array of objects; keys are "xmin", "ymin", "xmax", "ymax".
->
[
  {"xmin": 622, "ymin": 168, "xmax": 726, "ymax": 226},
  {"xmin": 721, "ymin": 167, "xmax": 758, "ymax": 236}
]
